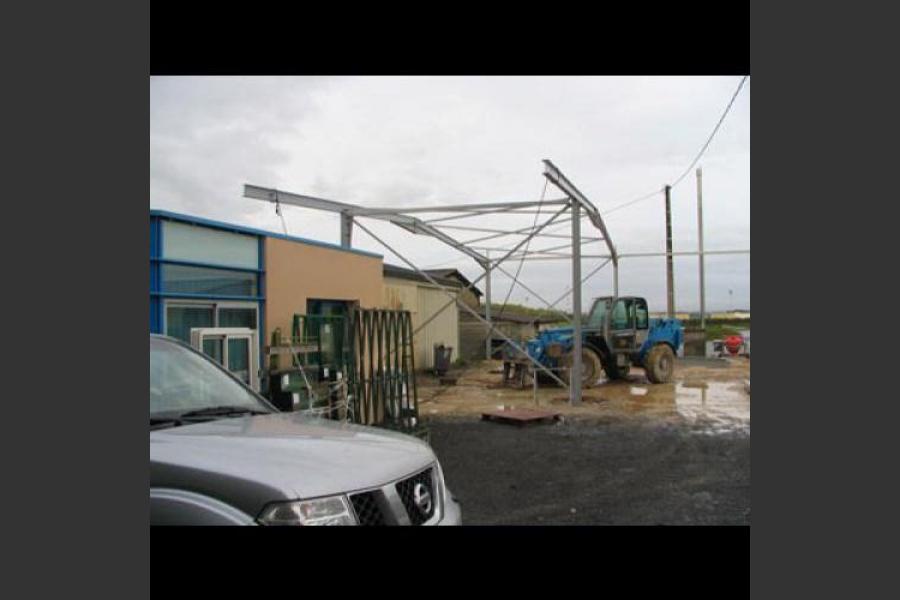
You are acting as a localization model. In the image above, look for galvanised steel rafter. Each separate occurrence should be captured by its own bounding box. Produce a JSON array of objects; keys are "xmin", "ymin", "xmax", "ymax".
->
[{"xmin": 245, "ymin": 160, "xmax": 615, "ymax": 406}]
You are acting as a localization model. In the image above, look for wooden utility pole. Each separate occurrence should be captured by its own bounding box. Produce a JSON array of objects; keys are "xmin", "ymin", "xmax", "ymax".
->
[
  {"xmin": 665, "ymin": 184, "xmax": 675, "ymax": 318},
  {"xmin": 696, "ymin": 168, "xmax": 706, "ymax": 330}
]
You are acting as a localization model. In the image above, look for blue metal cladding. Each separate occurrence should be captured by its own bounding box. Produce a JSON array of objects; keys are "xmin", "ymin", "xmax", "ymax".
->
[
  {"xmin": 149, "ymin": 217, "xmax": 162, "ymax": 333},
  {"xmin": 257, "ymin": 236, "xmax": 266, "ymax": 389},
  {"xmin": 149, "ymin": 208, "xmax": 382, "ymax": 259},
  {"xmin": 149, "ymin": 212, "xmax": 267, "ymax": 382}
]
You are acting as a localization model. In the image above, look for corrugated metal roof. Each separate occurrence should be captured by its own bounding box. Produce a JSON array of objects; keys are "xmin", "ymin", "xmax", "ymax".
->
[
  {"xmin": 423, "ymin": 269, "xmax": 482, "ymax": 297},
  {"xmin": 383, "ymin": 264, "xmax": 463, "ymax": 288}
]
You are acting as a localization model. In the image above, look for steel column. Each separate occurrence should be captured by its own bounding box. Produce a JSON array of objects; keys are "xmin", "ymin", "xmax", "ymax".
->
[
  {"xmin": 352, "ymin": 218, "xmax": 569, "ymax": 388},
  {"xmin": 614, "ymin": 259, "xmax": 619, "ymax": 298},
  {"xmin": 340, "ymin": 212, "xmax": 353, "ymax": 248},
  {"xmin": 570, "ymin": 200, "xmax": 582, "ymax": 406},
  {"xmin": 484, "ymin": 251, "xmax": 492, "ymax": 360},
  {"xmin": 409, "ymin": 204, "xmax": 570, "ymax": 337}
]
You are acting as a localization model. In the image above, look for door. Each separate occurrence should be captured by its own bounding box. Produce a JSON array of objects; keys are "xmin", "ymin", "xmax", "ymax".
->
[
  {"xmin": 633, "ymin": 298, "xmax": 650, "ymax": 348},
  {"xmin": 609, "ymin": 298, "xmax": 638, "ymax": 353},
  {"xmin": 305, "ymin": 299, "xmax": 353, "ymax": 377},
  {"xmin": 190, "ymin": 327, "xmax": 260, "ymax": 390}
]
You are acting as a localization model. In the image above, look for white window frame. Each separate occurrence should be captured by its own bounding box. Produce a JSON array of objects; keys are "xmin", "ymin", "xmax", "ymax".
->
[
  {"xmin": 189, "ymin": 327, "xmax": 260, "ymax": 391},
  {"xmin": 163, "ymin": 299, "xmax": 259, "ymax": 336}
]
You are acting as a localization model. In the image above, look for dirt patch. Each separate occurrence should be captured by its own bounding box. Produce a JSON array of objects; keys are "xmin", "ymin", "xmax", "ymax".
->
[{"xmin": 417, "ymin": 357, "xmax": 750, "ymax": 435}]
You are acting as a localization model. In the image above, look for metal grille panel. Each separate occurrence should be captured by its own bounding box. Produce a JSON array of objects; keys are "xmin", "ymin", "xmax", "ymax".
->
[
  {"xmin": 350, "ymin": 491, "xmax": 386, "ymax": 526},
  {"xmin": 395, "ymin": 468, "xmax": 435, "ymax": 525}
]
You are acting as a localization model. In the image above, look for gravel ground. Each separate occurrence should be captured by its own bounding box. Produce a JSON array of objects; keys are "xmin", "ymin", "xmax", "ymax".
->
[{"xmin": 428, "ymin": 415, "xmax": 750, "ymax": 525}]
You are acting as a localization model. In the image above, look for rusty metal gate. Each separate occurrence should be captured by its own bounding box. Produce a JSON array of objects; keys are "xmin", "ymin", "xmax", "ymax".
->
[{"xmin": 347, "ymin": 308, "xmax": 424, "ymax": 439}]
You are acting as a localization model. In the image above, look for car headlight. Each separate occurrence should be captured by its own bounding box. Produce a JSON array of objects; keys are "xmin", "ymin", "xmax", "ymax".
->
[{"xmin": 257, "ymin": 495, "xmax": 357, "ymax": 526}]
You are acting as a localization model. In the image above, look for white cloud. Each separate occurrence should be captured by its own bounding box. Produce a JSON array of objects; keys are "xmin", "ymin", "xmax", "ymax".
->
[{"xmin": 151, "ymin": 76, "xmax": 750, "ymax": 312}]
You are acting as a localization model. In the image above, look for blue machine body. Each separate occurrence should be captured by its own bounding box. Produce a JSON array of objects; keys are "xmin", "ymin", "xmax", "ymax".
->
[
  {"xmin": 516, "ymin": 318, "xmax": 683, "ymax": 369},
  {"xmin": 639, "ymin": 318, "xmax": 683, "ymax": 362}
]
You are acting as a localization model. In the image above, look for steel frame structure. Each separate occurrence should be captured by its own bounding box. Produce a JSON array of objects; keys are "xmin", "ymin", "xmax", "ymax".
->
[{"xmin": 244, "ymin": 159, "xmax": 749, "ymax": 405}]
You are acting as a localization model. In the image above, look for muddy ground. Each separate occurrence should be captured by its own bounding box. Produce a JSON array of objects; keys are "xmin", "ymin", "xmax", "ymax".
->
[{"xmin": 420, "ymin": 357, "xmax": 750, "ymax": 525}]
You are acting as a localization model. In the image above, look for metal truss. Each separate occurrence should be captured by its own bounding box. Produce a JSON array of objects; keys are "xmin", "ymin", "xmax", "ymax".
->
[{"xmin": 244, "ymin": 159, "xmax": 748, "ymax": 405}]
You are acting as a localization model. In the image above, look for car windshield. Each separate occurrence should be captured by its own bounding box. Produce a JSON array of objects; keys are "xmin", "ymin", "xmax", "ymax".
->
[{"xmin": 150, "ymin": 337, "xmax": 272, "ymax": 420}]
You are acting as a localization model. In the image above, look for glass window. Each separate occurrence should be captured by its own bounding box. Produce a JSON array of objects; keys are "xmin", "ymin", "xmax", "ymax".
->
[
  {"xmin": 162, "ymin": 221, "xmax": 259, "ymax": 269},
  {"xmin": 610, "ymin": 299, "xmax": 633, "ymax": 330},
  {"xmin": 165, "ymin": 303, "xmax": 257, "ymax": 343},
  {"xmin": 161, "ymin": 264, "xmax": 257, "ymax": 297},
  {"xmin": 166, "ymin": 305, "xmax": 214, "ymax": 343},
  {"xmin": 202, "ymin": 337, "xmax": 224, "ymax": 365},
  {"xmin": 587, "ymin": 299, "xmax": 608, "ymax": 328},
  {"xmin": 227, "ymin": 338, "xmax": 251, "ymax": 384},
  {"xmin": 218, "ymin": 307, "xmax": 257, "ymax": 329},
  {"xmin": 635, "ymin": 299, "xmax": 649, "ymax": 329}
]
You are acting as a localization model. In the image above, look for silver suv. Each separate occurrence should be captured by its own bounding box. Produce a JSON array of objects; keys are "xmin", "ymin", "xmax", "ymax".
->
[{"xmin": 150, "ymin": 335, "xmax": 462, "ymax": 525}]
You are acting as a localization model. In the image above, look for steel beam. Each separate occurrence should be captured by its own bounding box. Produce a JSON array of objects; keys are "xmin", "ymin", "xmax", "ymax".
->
[
  {"xmin": 498, "ymin": 254, "xmax": 612, "ymax": 261},
  {"xmin": 357, "ymin": 198, "xmax": 569, "ymax": 216},
  {"xmin": 536, "ymin": 250, "xmax": 749, "ymax": 260},
  {"xmin": 498, "ymin": 238, "xmax": 600, "ymax": 258},
  {"xmin": 352, "ymin": 219, "xmax": 569, "ymax": 388},
  {"xmin": 622, "ymin": 250, "xmax": 749, "ymax": 258},
  {"xmin": 422, "ymin": 202, "xmax": 567, "ymax": 224},
  {"xmin": 406, "ymin": 204, "xmax": 570, "ymax": 338},
  {"xmin": 245, "ymin": 184, "xmax": 487, "ymax": 263},
  {"xmin": 390, "ymin": 218, "xmax": 488, "ymax": 263},
  {"xmin": 491, "ymin": 263, "xmax": 574, "ymax": 325},
  {"xmin": 247, "ymin": 184, "xmax": 570, "ymax": 218},
  {"xmin": 542, "ymin": 160, "xmax": 618, "ymax": 262},
  {"xmin": 547, "ymin": 258, "xmax": 612, "ymax": 310},
  {"xmin": 433, "ymin": 223, "xmax": 603, "ymax": 242}
]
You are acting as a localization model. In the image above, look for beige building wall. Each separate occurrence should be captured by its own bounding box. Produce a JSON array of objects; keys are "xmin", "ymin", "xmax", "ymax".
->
[
  {"xmin": 264, "ymin": 237, "xmax": 383, "ymax": 343},
  {"xmin": 383, "ymin": 277, "xmax": 460, "ymax": 370},
  {"xmin": 456, "ymin": 288, "xmax": 481, "ymax": 310}
]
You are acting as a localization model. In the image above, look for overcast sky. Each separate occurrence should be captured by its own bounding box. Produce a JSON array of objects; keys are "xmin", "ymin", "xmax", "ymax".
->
[{"xmin": 150, "ymin": 76, "xmax": 749, "ymax": 313}]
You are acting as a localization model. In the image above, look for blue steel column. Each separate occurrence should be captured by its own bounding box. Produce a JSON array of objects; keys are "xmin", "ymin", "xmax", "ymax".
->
[
  {"xmin": 258, "ymin": 236, "xmax": 266, "ymax": 392},
  {"xmin": 150, "ymin": 217, "xmax": 162, "ymax": 333}
]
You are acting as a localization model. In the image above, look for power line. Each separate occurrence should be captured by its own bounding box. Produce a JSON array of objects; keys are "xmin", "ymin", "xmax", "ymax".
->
[
  {"xmin": 578, "ymin": 75, "xmax": 748, "ymax": 218},
  {"xmin": 601, "ymin": 187, "xmax": 663, "ymax": 216},
  {"xmin": 671, "ymin": 75, "xmax": 748, "ymax": 188}
]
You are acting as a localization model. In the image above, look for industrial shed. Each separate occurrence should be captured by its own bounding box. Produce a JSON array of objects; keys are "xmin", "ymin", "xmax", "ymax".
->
[
  {"xmin": 150, "ymin": 209, "xmax": 384, "ymax": 390},
  {"xmin": 382, "ymin": 264, "xmax": 463, "ymax": 371},
  {"xmin": 459, "ymin": 308, "xmax": 551, "ymax": 362}
]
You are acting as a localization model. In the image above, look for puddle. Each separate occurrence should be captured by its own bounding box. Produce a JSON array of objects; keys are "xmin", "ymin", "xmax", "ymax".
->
[
  {"xmin": 672, "ymin": 382, "xmax": 750, "ymax": 435},
  {"xmin": 611, "ymin": 381, "xmax": 750, "ymax": 435}
]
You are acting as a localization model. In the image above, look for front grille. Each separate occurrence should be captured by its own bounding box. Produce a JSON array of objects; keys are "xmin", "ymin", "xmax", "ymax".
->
[
  {"xmin": 395, "ymin": 468, "xmax": 435, "ymax": 525},
  {"xmin": 350, "ymin": 491, "xmax": 386, "ymax": 526}
]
